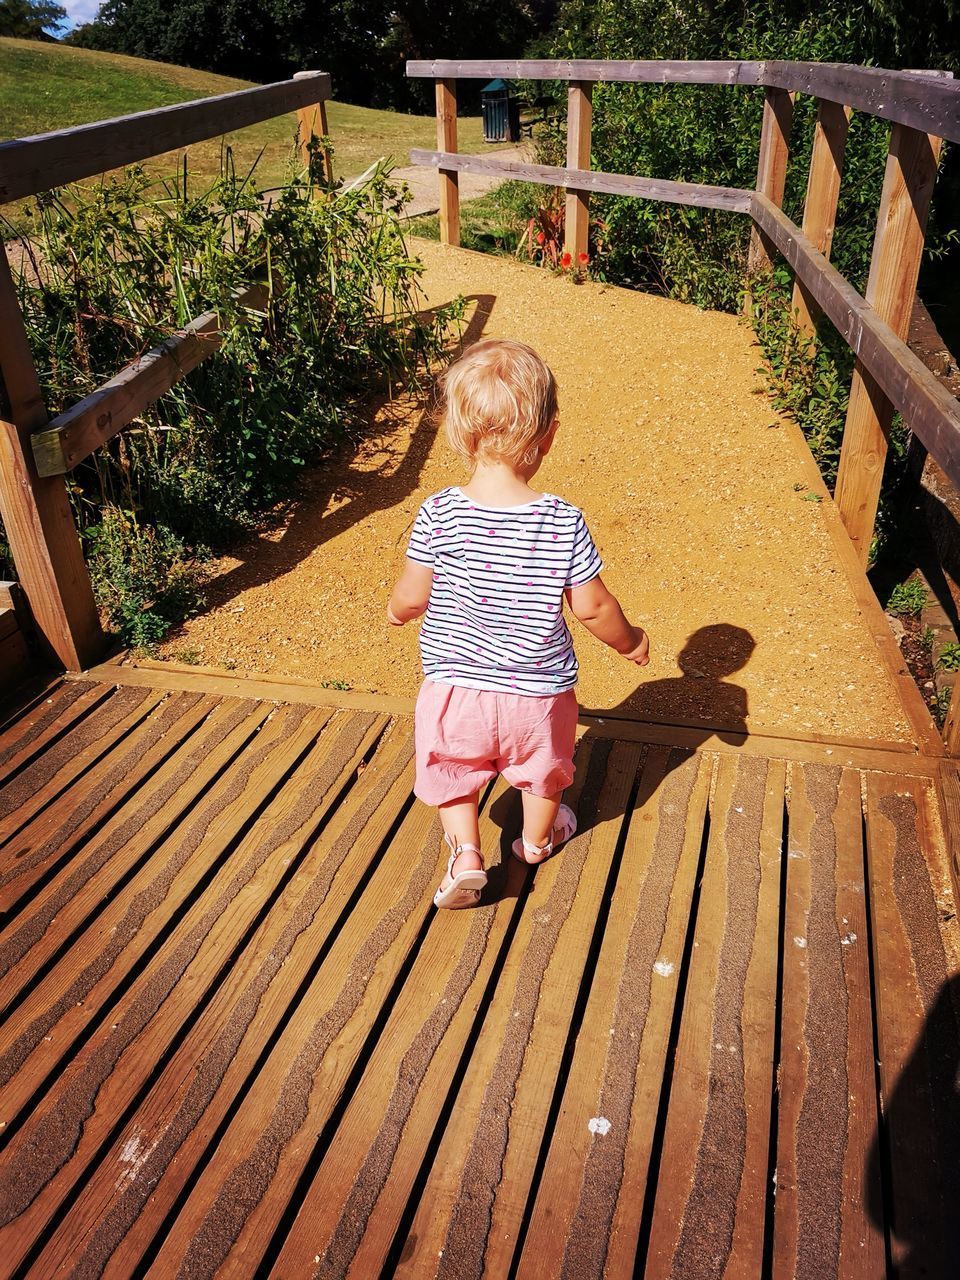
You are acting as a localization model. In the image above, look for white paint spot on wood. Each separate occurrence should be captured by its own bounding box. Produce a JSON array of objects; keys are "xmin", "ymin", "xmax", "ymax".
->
[
  {"xmin": 841, "ymin": 932, "xmax": 858, "ymax": 946},
  {"xmin": 588, "ymin": 1116, "xmax": 612, "ymax": 1135},
  {"xmin": 653, "ymin": 959, "xmax": 674, "ymax": 977},
  {"xmin": 793, "ymin": 936, "xmax": 807, "ymax": 948}
]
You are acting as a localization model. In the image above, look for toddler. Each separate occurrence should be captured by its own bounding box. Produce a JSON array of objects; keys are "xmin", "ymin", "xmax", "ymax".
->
[{"xmin": 388, "ymin": 338, "xmax": 649, "ymax": 909}]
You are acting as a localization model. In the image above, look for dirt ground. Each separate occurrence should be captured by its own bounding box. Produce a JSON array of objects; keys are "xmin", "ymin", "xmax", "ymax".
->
[{"xmin": 157, "ymin": 238, "xmax": 913, "ymax": 743}]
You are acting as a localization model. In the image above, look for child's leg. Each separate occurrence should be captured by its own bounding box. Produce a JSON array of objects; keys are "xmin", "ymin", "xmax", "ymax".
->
[
  {"xmin": 520, "ymin": 788, "xmax": 565, "ymax": 849},
  {"xmin": 439, "ymin": 793, "xmax": 483, "ymax": 873}
]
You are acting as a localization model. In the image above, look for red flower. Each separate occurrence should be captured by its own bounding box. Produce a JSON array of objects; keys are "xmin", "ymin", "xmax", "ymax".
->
[
  {"xmin": 561, "ymin": 251, "xmax": 572, "ymax": 268},
  {"xmin": 536, "ymin": 230, "xmax": 546, "ymax": 245},
  {"xmin": 578, "ymin": 251, "xmax": 589, "ymax": 264}
]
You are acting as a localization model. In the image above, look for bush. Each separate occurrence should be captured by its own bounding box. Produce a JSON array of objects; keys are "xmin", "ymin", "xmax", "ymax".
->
[{"xmin": 7, "ymin": 149, "xmax": 462, "ymax": 645}]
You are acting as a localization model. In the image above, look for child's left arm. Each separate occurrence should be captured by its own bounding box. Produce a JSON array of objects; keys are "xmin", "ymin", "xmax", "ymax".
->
[{"xmin": 387, "ymin": 561, "xmax": 433, "ymax": 626}]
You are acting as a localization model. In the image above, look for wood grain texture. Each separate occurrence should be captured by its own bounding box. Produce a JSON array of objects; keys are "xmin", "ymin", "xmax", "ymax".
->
[
  {"xmin": 747, "ymin": 87, "xmax": 795, "ymax": 277},
  {"xmin": 31, "ymin": 283, "xmax": 268, "ymax": 477},
  {"xmin": 436, "ymin": 79, "xmax": 460, "ymax": 246},
  {"xmin": 791, "ymin": 99, "xmax": 851, "ymax": 336},
  {"xmin": 564, "ymin": 81, "xmax": 593, "ymax": 262},
  {"xmin": 294, "ymin": 70, "xmax": 332, "ymax": 186},
  {"xmin": 0, "ymin": 73, "xmax": 332, "ymax": 204},
  {"xmin": 0, "ymin": 246, "xmax": 103, "ymax": 669},
  {"xmin": 409, "ymin": 149, "xmax": 754, "ymax": 210},
  {"xmin": 834, "ymin": 125, "xmax": 943, "ymax": 563},
  {"xmin": 406, "ymin": 60, "xmax": 959, "ymax": 141}
]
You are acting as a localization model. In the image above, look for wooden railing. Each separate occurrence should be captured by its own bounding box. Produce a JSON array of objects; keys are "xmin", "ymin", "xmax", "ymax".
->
[
  {"xmin": 406, "ymin": 59, "xmax": 960, "ymax": 574},
  {"xmin": 0, "ymin": 71, "xmax": 330, "ymax": 671}
]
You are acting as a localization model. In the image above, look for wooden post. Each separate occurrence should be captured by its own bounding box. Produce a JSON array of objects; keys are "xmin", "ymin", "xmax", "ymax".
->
[
  {"xmin": 293, "ymin": 70, "xmax": 332, "ymax": 189},
  {"xmin": 791, "ymin": 99, "xmax": 851, "ymax": 338},
  {"xmin": 564, "ymin": 81, "xmax": 593, "ymax": 264},
  {"xmin": 745, "ymin": 87, "xmax": 795, "ymax": 298},
  {"xmin": 0, "ymin": 249, "xmax": 103, "ymax": 671},
  {"xmin": 834, "ymin": 124, "xmax": 942, "ymax": 564},
  {"xmin": 436, "ymin": 78, "xmax": 459, "ymax": 246}
]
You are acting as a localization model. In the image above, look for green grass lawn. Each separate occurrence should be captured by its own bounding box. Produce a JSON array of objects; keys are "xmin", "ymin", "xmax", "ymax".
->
[{"xmin": 0, "ymin": 37, "xmax": 493, "ymax": 194}]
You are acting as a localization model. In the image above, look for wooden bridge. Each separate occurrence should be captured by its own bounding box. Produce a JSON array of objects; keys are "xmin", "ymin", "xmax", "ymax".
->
[{"xmin": 1, "ymin": 58, "xmax": 960, "ymax": 1280}]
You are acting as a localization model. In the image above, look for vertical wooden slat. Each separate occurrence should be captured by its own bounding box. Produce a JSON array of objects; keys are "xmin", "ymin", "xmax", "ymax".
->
[
  {"xmin": 863, "ymin": 771, "xmax": 960, "ymax": 1275},
  {"xmin": 773, "ymin": 764, "xmax": 885, "ymax": 1279},
  {"xmin": 942, "ymin": 685, "xmax": 960, "ymax": 755},
  {"xmin": 746, "ymin": 86, "xmax": 795, "ymax": 283},
  {"xmin": 564, "ymin": 80, "xmax": 593, "ymax": 263},
  {"xmin": 436, "ymin": 78, "xmax": 460, "ymax": 246},
  {"xmin": 0, "ymin": 251, "xmax": 103, "ymax": 671},
  {"xmin": 293, "ymin": 70, "xmax": 332, "ymax": 187},
  {"xmin": 833, "ymin": 124, "xmax": 942, "ymax": 564},
  {"xmin": 791, "ymin": 99, "xmax": 851, "ymax": 337}
]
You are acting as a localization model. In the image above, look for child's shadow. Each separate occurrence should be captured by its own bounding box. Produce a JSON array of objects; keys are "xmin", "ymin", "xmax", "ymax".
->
[{"xmin": 487, "ymin": 623, "xmax": 755, "ymax": 863}]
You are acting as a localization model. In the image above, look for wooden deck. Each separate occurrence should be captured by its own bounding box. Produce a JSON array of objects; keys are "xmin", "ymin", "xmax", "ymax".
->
[{"xmin": 0, "ymin": 668, "xmax": 958, "ymax": 1279}]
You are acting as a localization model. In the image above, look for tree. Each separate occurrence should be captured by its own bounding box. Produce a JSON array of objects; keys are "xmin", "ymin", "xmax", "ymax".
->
[{"xmin": 0, "ymin": 0, "xmax": 66, "ymax": 38}]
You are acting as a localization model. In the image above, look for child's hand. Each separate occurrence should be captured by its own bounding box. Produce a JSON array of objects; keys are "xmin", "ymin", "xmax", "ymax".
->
[{"xmin": 622, "ymin": 627, "xmax": 650, "ymax": 666}]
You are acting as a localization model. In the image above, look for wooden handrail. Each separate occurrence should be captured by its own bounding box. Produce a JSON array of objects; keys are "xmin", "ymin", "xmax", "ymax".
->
[
  {"xmin": 408, "ymin": 151, "xmax": 754, "ymax": 211},
  {"xmin": 406, "ymin": 60, "xmax": 959, "ymax": 141},
  {"xmin": 0, "ymin": 72, "xmax": 331, "ymax": 204},
  {"xmin": 31, "ymin": 283, "xmax": 269, "ymax": 477}
]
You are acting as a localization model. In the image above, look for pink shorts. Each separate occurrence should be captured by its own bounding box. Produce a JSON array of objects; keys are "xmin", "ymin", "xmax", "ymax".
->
[{"xmin": 414, "ymin": 680, "xmax": 579, "ymax": 806}]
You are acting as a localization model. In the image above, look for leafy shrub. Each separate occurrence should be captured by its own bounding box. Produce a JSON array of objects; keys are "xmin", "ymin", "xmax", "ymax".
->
[
  {"xmin": 7, "ymin": 150, "xmax": 462, "ymax": 645},
  {"xmin": 886, "ymin": 578, "xmax": 928, "ymax": 616},
  {"xmin": 936, "ymin": 641, "xmax": 960, "ymax": 671}
]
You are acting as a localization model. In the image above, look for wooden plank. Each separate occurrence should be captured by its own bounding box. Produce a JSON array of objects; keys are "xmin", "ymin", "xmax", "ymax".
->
[
  {"xmin": 0, "ymin": 692, "xmax": 218, "ymax": 921},
  {"xmin": 773, "ymin": 764, "xmax": 884, "ymax": 1278},
  {"xmin": 131, "ymin": 754, "xmax": 442, "ymax": 1277},
  {"xmin": 293, "ymin": 70, "xmax": 333, "ymax": 186},
  {"xmin": 0, "ymin": 678, "xmax": 110, "ymax": 773},
  {"xmin": 435, "ymin": 79, "xmax": 460, "ymax": 246},
  {"xmin": 71, "ymin": 657, "xmax": 943, "ymax": 774},
  {"xmin": 834, "ymin": 125, "xmax": 943, "ymax": 564},
  {"xmin": 750, "ymin": 194, "xmax": 960, "ymax": 494},
  {"xmin": 792, "ymin": 99, "xmax": 851, "ymax": 337},
  {"xmin": 409, "ymin": 149, "xmax": 754, "ymax": 212},
  {"xmin": 0, "ymin": 685, "xmax": 165, "ymax": 853},
  {"xmin": 0, "ymin": 249, "xmax": 103, "ymax": 669},
  {"xmin": 0, "ymin": 705, "xmax": 335, "ymax": 1274},
  {"xmin": 747, "ymin": 87, "xmax": 795, "ymax": 280},
  {"xmin": 0, "ymin": 73, "xmax": 332, "ymax": 204},
  {"xmin": 0, "ymin": 626, "xmax": 32, "ymax": 694},
  {"xmin": 234, "ymin": 770, "xmax": 525, "ymax": 1278},
  {"xmin": 935, "ymin": 761, "xmax": 960, "ymax": 906},
  {"xmin": 863, "ymin": 771, "xmax": 960, "ymax": 1274},
  {"xmin": 405, "ymin": 61, "xmax": 960, "ymax": 142},
  {"xmin": 564, "ymin": 81, "xmax": 593, "ymax": 263},
  {"xmin": 18, "ymin": 712, "xmax": 393, "ymax": 1278},
  {"xmin": 644, "ymin": 754, "xmax": 784, "ymax": 1278},
  {"xmin": 407, "ymin": 58, "xmax": 765, "ymax": 85},
  {"xmin": 763, "ymin": 62, "xmax": 960, "ymax": 145},
  {"xmin": 516, "ymin": 749, "xmax": 712, "ymax": 1279},
  {"xmin": 389, "ymin": 741, "xmax": 604, "ymax": 1277},
  {"xmin": 0, "ymin": 700, "xmax": 276, "ymax": 1038},
  {"xmin": 31, "ymin": 283, "xmax": 268, "ymax": 477}
]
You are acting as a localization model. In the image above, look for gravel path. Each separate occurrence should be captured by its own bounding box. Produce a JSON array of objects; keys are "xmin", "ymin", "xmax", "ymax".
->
[
  {"xmin": 388, "ymin": 145, "xmax": 529, "ymax": 217},
  {"xmin": 157, "ymin": 239, "xmax": 912, "ymax": 743}
]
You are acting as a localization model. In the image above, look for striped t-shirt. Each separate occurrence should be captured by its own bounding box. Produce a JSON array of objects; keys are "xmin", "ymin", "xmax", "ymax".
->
[{"xmin": 406, "ymin": 487, "xmax": 603, "ymax": 696}]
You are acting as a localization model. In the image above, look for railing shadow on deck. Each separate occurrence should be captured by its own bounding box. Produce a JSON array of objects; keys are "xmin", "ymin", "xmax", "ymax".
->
[{"xmin": 171, "ymin": 294, "xmax": 496, "ymax": 621}]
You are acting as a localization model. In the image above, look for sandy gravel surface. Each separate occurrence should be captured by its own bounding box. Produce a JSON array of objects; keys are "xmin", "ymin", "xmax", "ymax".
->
[{"xmin": 158, "ymin": 239, "xmax": 911, "ymax": 743}]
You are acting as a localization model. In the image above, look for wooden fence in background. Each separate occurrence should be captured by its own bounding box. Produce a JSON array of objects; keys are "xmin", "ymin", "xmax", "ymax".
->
[
  {"xmin": 0, "ymin": 71, "xmax": 331, "ymax": 673},
  {"xmin": 407, "ymin": 60, "xmax": 960, "ymax": 605}
]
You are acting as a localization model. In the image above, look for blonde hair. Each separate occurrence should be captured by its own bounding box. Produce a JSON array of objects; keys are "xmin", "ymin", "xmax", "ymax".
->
[{"xmin": 440, "ymin": 338, "xmax": 558, "ymax": 469}]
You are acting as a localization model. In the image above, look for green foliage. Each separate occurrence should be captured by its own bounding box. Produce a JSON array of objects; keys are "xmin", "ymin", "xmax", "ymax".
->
[
  {"xmin": 8, "ymin": 152, "xmax": 460, "ymax": 644},
  {"xmin": 936, "ymin": 641, "xmax": 960, "ymax": 671},
  {"xmin": 408, "ymin": 182, "xmax": 542, "ymax": 256},
  {"xmin": 935, "ymin": 686, "xmax": 952, "ymax": 726},
  {"xmin": 886, "ymin": 578, "xmax": 928, "ymax": 617},
  {"xmin": 0, "ymin": 0, "xmax": 65, "ymax": 38}
]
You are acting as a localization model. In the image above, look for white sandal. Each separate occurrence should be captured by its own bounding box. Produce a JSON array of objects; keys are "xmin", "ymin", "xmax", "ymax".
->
[
  {"xmin": 434, "ymin": 836, "xmax": 487, "ymax": 909},
  {"xmin": 511, "ymin": 804, "xmax": 577, "ymax": 865}
]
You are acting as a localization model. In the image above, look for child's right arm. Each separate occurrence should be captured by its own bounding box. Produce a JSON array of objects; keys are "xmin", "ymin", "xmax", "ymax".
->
[{"xmin": 566, "ymin": 578, "xmax": 649, "ymax": 665}]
